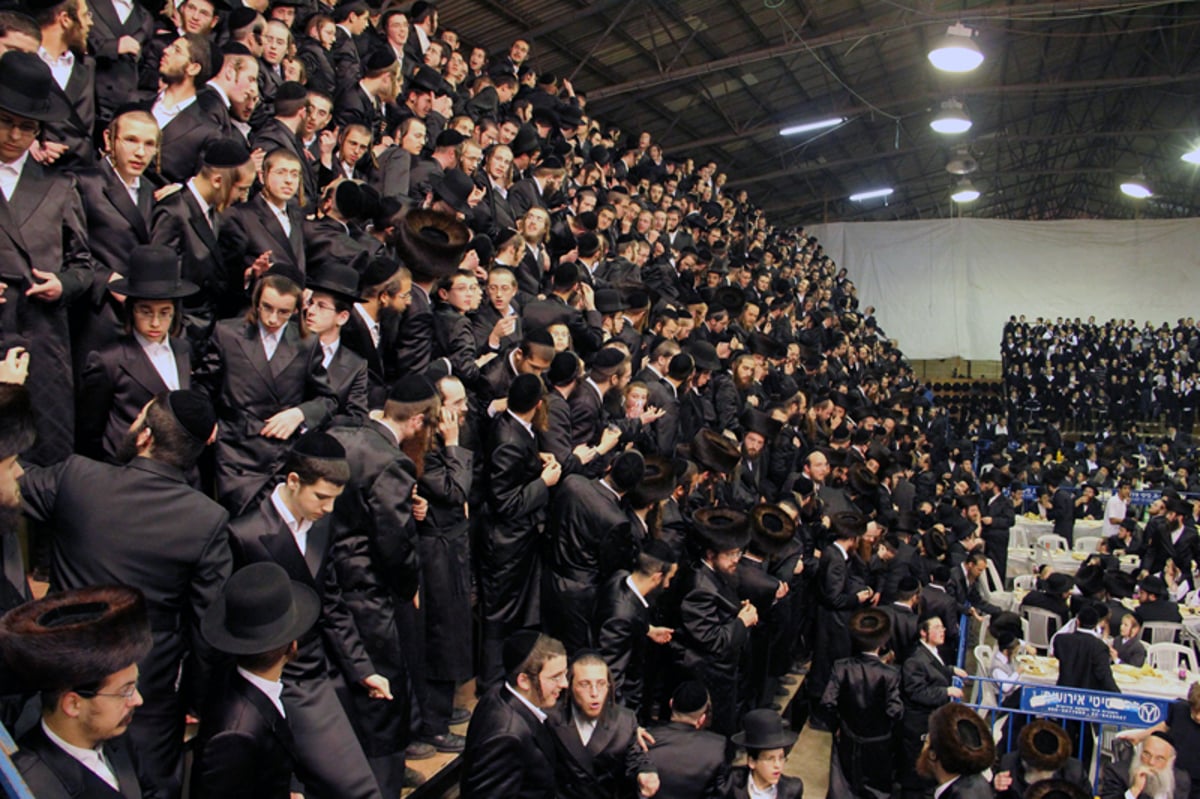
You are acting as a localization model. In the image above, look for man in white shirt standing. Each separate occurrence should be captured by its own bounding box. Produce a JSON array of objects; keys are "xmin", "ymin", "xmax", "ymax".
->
[
  {"xmin": 2, "ymin": 584, "xmax": 158, "ymax": 799},
  {"xmin": 1104, "ymin": 481, "xmax": 1132, "ymax": 539},
  {"xmin": 33, "ymin": 0, "xmax": 96, "ymax": 166}
]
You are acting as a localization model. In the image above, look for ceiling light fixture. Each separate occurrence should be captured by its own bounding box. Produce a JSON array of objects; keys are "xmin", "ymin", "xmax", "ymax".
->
[
  {"xmin": 950, "ymin": 178, "xmax": 980, "ymax": 203},
  {"xmin": 780, "ymin": 117, "xmax": 846, "ymax": 137},
  {"xmin": 1119, "ymin": 172, "xmax": 1153, "ymax": 199},
  {"xmin": 928, "ymin": 23, "xmax": 984, "ymax": 73},
  {"xmin": 1182, "ymin": 145, "xmax": 1200, "ymax": 165},
  {"xmin": 849, "ymin": 187, "xmax": 894, "ymax": 202},
  {"xmin": 930, "ymin": 99, "xmax": 972, "ymax": 135}
]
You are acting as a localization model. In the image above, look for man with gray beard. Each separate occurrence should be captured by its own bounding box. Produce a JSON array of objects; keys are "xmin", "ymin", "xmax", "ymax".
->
[{"xmin": 1100, "ymin": 733, "xmax": 1191, "ymax": 799}]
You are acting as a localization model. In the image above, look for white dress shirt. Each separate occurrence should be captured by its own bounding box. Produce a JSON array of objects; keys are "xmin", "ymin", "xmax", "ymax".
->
[
  {"xmin": 186, "ymin": 178, "xmax": 213, "ymax": 228},
  {"xmin": 42, "ymin": 720, "xmax": 119, "ymax": 791},
  {"xmin": 111, "ymin": 0, "xmax": 134, "ymax": 23},
  {"xmin": 321, "ymin": 339, "xmax": 339, "ymax": 369},
  {"xmin": 747, "ymin": 776, "xmax": 778, "ymax": 799},
  {"xmin": 625, "ymin": 574, "xmax": 649, "ymax": 608},
  {"xmin": 506, "ymin": 408, "xmax": 535, "ymax": 438},
  {"xmin": 151, "ymin": 91, "xmax": 197, "ymax": 130},
  {"xmin": 237, "ymin": 666, "xmax": 287, "ymax": 718},
  {"xmin": 38, "ymin": 47, "xmax": 75, "ymax": 91},
  {"xmin": 933, "ymin": 777, "xmax": 959, "ymax": 799},
  {"xmin": 260, "ymin": 325, "xmax": 282, "ymax": 361},
  {"xmin": 134, "ymin": 331, "xmax": 181, "ymax": 390},
  {"xmin": 354, "ymin": 304, "xmax": 380, "ymax": 348},
  {"xmin": 505, "ymin": 683, "xmax": 547, "ymax": 723},
  {"xmin": 574, "ymin": 715, "xmax": 597, "ymax": 746},
  {"xmin": 270, "ymin": 483, "xmax": 312, "ymax": 555},
  {"xmin": 108, "ymin": 157, "xmax": 141, "ymax": 207},
  {"xmin": 266, "ymin": 198, "xmax": 292, "ymax": 237},
  {"xmin": 0, "ymin": 151, "xmax": 27, "ymax": 201}
]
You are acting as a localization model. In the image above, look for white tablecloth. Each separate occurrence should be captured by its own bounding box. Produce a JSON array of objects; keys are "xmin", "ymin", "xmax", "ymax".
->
[
  {"xmin": 1011, "ymin": 517, "xmax": 1107, "ymax": 549},
  {"xmin": 1006, "ymin": 549, "xmax": 1139, "ymax": 585},
  {"xmin": 1014, "ymin": 655, "xmax": 1197, "ymax": 701}
]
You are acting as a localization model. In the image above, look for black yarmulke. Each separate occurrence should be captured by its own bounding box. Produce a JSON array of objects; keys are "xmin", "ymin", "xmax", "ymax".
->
[
  {"xmin": 226, "ymin": 8, "xmax": 258, "ymax": 31},
  {"xmin": 671, "ymin": 680, "xmax": 709, "ymax": 714},
  {"xmin": 202, "ymin": 138, "xmax": 251, "ymax": 168},
  {"xmin": 388, "ymin": 375, "xmax": 436, "ymax": 403},
  {"xmin": 502, "ymin": 629, "xmax": 540, "ymax": 675},
  {"xmin": 435, "ymin": 129, "xmax": 465, "ymax": 148},
  {"xmin": 291, "ymin": 431, "xmax": 345, "ymax": 460},
  {"xmin": 667, "ymin": 353, "xmax": 694, "ymax": 381},
  {"xmin": 275, "ymin": 81, "xmax": 307, "ymax": 102},
  {"xmin": 591, "ymin": 347, "xmax": 625, "ymax": 370},
  {"xmin": 364, "ymin": 48, "xmax": 396, "ymax": 73},
  {"xmin": 610, "ymin": 450, "xmax": 645, "ymax": 493},
  {"xmin": 166, "ymin": 390, "xmax": 216, "ymax": 443},
  {"xmin": 547, "ymin": 351, "xmax": 580, "ymax": 387}
]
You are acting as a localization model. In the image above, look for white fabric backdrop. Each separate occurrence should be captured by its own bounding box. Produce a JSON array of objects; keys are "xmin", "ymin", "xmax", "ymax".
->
[{"xmin": 808, "ymin": 218, "xmax": 1200, "ymax": 361}]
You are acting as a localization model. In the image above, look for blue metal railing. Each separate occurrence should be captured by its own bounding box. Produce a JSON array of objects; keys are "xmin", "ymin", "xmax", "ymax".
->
[{"xmin": 0, "ymin": 721, "xmax": 34, "ymax": 799}]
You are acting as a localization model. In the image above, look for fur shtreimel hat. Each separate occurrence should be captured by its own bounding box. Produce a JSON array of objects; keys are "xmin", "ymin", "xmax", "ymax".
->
[
  {"xmin": 927, "ymin": 703, "xmax": 995, "ymax": 776},
  {"xmin": 0, "ymin": 585, "xmax": 152, "ymax": 692}
]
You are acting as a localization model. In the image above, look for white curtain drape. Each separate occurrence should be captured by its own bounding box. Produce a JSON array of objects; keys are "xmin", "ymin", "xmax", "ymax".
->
[{"xmin": 808, "ymin": 218, "xmax": 1200, "ymax": 360}]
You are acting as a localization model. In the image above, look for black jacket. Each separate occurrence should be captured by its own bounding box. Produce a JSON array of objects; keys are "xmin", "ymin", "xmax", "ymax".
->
[
  {"xmin": 191, "ymin": 673, "xmax": 297, "ymax": 799},
  {"xmin": 1053, "ymin": 630, "xmax": 1119, "ymax": 692},
  {"xmin": 677, "ymin": 562, "xmax": 749, "ymax": 679},
  {"xmin": 15, "ymin": 723, "xmax": 165, "ymax": 799},
  {"xmin": 547, "ymin": 702, "xmax": 655, "ymax": 799},
  {"xmin": 220, "ymin": 194, "xmax": 307, "ymax": 290},
  {"xmin": 901, "ymin": 643, "xmax": 954, "ymax": 738},
  {"xmin": 158, "ymin": 101, "xmax": 225, "ymax": 183},
  {"xmin": 725, "ymin": 768, "xmax": 803, "ymax": 799},
  {"xmin": 644, "ymin": 721, "xmax": 729, "ymax": 799},
  {"xmin": 150, "ymin": 185, "xmax": 226, "ymax": 333},
  {"xmin": 594, "ymin": 570, "xmax": 652, "ymax": 711},
  {"xmin": 460, "ymin": 685, "xmax": 558, "ymax": 799},
  {"xmin": 995, "ymin": 749, "xmax": 1089, "ymax": 799}
]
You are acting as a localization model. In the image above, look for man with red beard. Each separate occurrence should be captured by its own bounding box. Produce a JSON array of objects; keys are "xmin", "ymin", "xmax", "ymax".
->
[{"xmin": 327, "ymin": 376, "xmax": 438, "ymax": 796}]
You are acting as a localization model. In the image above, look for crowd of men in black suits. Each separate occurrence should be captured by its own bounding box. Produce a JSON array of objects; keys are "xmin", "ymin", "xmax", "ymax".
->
[
  {"xmin": 0, "ymin": 0, "xmax": 1197, "ymax": 797},
  {"xmin": 1002, "ymin": 314, "xmax": 1200, "ymax": 434}
]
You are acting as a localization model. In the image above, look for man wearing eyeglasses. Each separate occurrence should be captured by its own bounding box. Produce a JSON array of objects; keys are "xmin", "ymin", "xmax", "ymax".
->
[{"xmin": 2, "ymin": 584, "xmax": 161, "ymax": 799}]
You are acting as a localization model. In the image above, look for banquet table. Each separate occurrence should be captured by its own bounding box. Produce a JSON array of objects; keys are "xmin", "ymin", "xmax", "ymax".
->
[
  {"xmin": 1013, "ymin": 654, "xmax": 1198, "ymax": 701},
  {"xmin": 1011, "ymin": 516, "xmax": 1107, "ymax": 549},
  {"xmin": 1006, "ymin": 549, "xmax": 1140, "ymax": 586}
]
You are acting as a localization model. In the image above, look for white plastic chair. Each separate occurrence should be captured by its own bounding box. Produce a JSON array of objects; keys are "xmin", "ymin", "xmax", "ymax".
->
[
  {"xmin": 973, "ymin": 644, "xmax": 997, "ymax": 706},
  {"xmin": 1141, "ymin": 622, "xmax": 1186, "ymax": 645},
  {"xmin": 1013, "ymin": 574, "xmax": 1038, "ymax": 592},
  {"xmin": 1036, "ymin": 534, "xmax": 1069, "ymax": 554},
  {"xmin": 1073, "ymin": 536, "xmax": 1101, "ymax": 553},
  {"xmin": 982, "ymin": 558, "xmax": 1016, "ymax": 610},
  {"xmin": 1146, "ymin": 642, "xmax": 1198, "ymax": 673},
  {"xmin": 1021, "ymin": 606, "xmax": 1062, "ymax": 655}
]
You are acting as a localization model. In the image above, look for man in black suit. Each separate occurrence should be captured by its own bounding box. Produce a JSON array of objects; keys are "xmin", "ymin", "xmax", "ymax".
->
[
  {"xmin": 882, "ymin": 575, "xmax": 921, "ymax": 662},
  {"xmin": 194, "ymin": 269, "xmax": 337, "ymax": 514},
  {"xmin": 333, "ymin": 47, "xmax": 396, "ymax": 142},
  {"xmin": 220, "ymin": 148, "xmax": 307, "ymax": 292},
  {"xmin": 950, "ymin": 552, "xmax": 1005, "ymax": 617},
  {"xmin": 676, "ymin": 507, "xmax": 760, "ymax": 736},
  {"xmin": 341, "ymin": 257, "xmax": 408, "ymax": 409},
  {"xmin": 0, "ymin": 53, "xmax": 93, "ymax": 468},
  {"xmin": 1044, "ymin": 470, "xmax": 1077, "ymax": 547},
  {"xmin": 71, "ymin": 110, "xmax": 164, "ymax": 367},
  {"xmin": 461, "ymin": 631, "xmax": 567, "ymax": 799},
  {"xmin": 20, "ymin": 390, "xmax": 230, "ymax": 793},
  {"xmin": 304, "ymin": 262, "xmax": 369, "ymax": 421},
  {"xmin": 980, "ymin": 470, "xmax": 1016, "ymax": 583},
  {"xmin": 250, "ymin": 81, "xmax": 318, "ymax": 208},
  {"xmin": 567, "ymin": 347, "xmax": 630, "ymax": 448},
  {"xmin": 76, "ymin": 246, "xmax": 195, "ymax": 462},
  {"xmin": 195, "ymin": 40, "xmax": 255, "ymax": 139},
  {"xmin": 327, "ymin": 376, "xmax": 441, "ymax": 797},
  {"xmin": 508, "ymin": 156, "xmax": 563, "ymax": 218},
  {"xmin": 546, "ymin": 451, "xmax": 644, "ymax": 653},
  {"xmin": 33, "ymin": 0, "xmax": 96, "ymax": 167},
  {"xmin": 914, "ymin": 703, "xmax": 997, "ymax": 799},
  {"xmin": 87, "ymin": 0, "xmax": 155, "ymax": 124},
  {"xmin": 808, "ymin": 511, "xmax": 874, "ymax": 723},
  {"xmin": 329, "ymin": 0, "xmax": 368, "ymax": 94},
  {"xmin": 151, "ymin": 137, "xmax": 256, "ymax": 337},
  {"xmin": 1135, "ymin": 575, "xmax": 1183, "ymax": 623},
  {"xmin": 593, "ymin": 541, "xmax": 677, "ymax": 715},
  {"xmin": 901, "ymin": 616, "xmax": 967, "ymax": 796},
  {"xmin": 192, "ymin": 562, "xmax": 316, "ymax": 799},
  {"xmin": 644, "ymin": 682, "xmax": 730, "ymax": 799},
  {"xmin": 153, "ymin": 34, "xmax": 224, "ymax": 183},
  {"xmin": 1100, "ymin": 734, "xmax": 1191, "ymax": 799},
  {"xmin": 480, "ymin": 374, "xmax": 562, "ymax": 687},
  {"xmin": 547, "ymin": 653, "xmax": 658, "ymax": 799},
  {"xmin": 1021, "ymin": 572, "xmax": 1075, "ymax": 626},
  {"xmin": 2, "ymin": 585, "xmax": 163, "ymax": 799},
  {"xmin": 303, "ymin": 180, "xmax": 385, "ymax": 279},
  {"xmin": 481, "ymin": 327, "xmax": 555, "ymax": 405},
  {"xmin": 1141, "ymin": 497, "xmax": 1200, "ymax": 591},
  {"xmin": 993, "ymin": 719, "xmax": 1090, "ymax": 799},
  {"xmin": 227, "ymin": 435, "xmax": 386, "ymax": 799},
  {"xmin": 1053, "ymin": 603, "xmax": 1118, "ymax": 693}
]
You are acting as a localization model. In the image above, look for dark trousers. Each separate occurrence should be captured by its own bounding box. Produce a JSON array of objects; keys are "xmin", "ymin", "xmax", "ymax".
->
[
  {"xmin": 126, "ymin": 700, "xmax": 184, "ymax": 799},
  {"xmin": 284, "ymin": 674, "xmax": 383, "ymax": 799},
  {"xmin": 984, "ymin": 528, "xmax": 1010, "ymax": 585},
  {"xmin": 422, "ymin": 679, "xmax": 456, "ymax": 737}
]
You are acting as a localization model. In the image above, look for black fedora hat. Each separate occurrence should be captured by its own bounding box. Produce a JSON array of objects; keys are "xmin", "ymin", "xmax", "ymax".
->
[
  {"xmin": 307, "ymin": 260, "xmax": 363, "ymax": 305},
  {"xmin": 740, "ymin": 408, "xmax": 782, "ymax": 440},
  {"xmin": 750, "ymin": 504, "xmax": 795, "ymax": 555},
  {"xmin": 691, "ymin": 429, "xmax": 740, "ymax": 475},
  {"xmin": 510, "ymin": 124, "xmax": 541, "ymax": 157},
  {"xmin": 0, "ymin": 52, "xmax": 71, "ymax": 123},
  {"xmin": 202, "ymin": 562, "xmax": 319, "ymax": 655},
  {"xmin": 594, "ymin": 288, "xmax": 627, "ymax": 315},
  {"xmin": 693, "ymin": 507, "xmax": 750, "ymax": 553},
  {"xmin": 712, "ymin": 285, "xmax": 745, "ymax": 316},
  {"xmin": 109, "ymin": 245, "xmax": 198, "ymax": 300},
  {"xmin": 685, "ymin": 341, "xmax": 722, "ymax": 372},
  {"xmin": 392, "ymin": 209, "xmax": 469, "ymax": 282},
  {"xmin": 731, "ymin": 708, "xmax": 798, "ymax": 750},
  {"xmin": 431, "ymin": 169, "xmax": 475, "ymax": 215}
]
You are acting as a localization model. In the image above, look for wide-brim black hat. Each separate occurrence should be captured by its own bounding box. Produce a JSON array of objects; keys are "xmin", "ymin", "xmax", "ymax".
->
[
  {"xmin": 685, "ymin": 341, "xmax": 722, "ymax": 372},
  {"xmin": 1104, "ymin": 570, "xmax": 1137, "ymax": 599},
  {"xmin": 0, "ymin": 52, "xmax": 72, "ymax": 123},
  {"xmin": 510, "ymin": 124, "xmax": 541, "ymax": 157},
  {"xmin": 392, "ymin": 209, "xmax": 469, "ymax": 282},
  {"xmin": 307, "ymin": 260, "xmax": 363, "ymax": 305},
  {"xmin": 740, "ymin": 408, "xmax": 782, "ymax": 440},
  {"xmin": 202, "ymin": 562, "xmax": 319, "ymax": 655},
  {"xmin": 928, "ymin": 703, "xmax": 994, "ymax": 775},
  {"xmin": 521, "ymin": 299, "xmax": 573, "ymax": 331},
  {"xmin": 627, "ymin": 455, "xmax": 676, "ymax": 506},
  {"xmin": 0, "ymin": 585, "xmax": 153, "ymax": 692},
  {"xmin": 849, "ymin": 608, "xmax": 892, "ymax": 652},
  {"xmin": 693, "ymin": 507, "xmax": 750, "ymax": 553},
  {"xmin": 1018, "ymin": 720, "xmax": 1071, "ymax": 771},
  {"xmin": 731, "ymin": 708, "xmax": 798, "ymax": 750},
  {"xmin": 109, "ymin": 245, "xmax": 199, "ymax": 300},
  {"xmin": 431, "ymin": 169, "xmax": 474, "ymax": 215},
  {"xmin": 750, "ymin": 504, "xmax": 796, "ymax": 555},
  {"xmin": 691, "ymin": 429, "xmax": 740, "ymax": 475}
]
